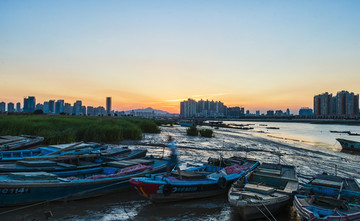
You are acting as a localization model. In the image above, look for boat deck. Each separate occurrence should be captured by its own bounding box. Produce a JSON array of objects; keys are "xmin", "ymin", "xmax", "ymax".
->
[
  {"xmin": 253, "ymin": 163, "xmax": 297, "ymax": 181},
  {"xmin": 310, "ymin": 174, "xmax": 360, "ymax": 192}
]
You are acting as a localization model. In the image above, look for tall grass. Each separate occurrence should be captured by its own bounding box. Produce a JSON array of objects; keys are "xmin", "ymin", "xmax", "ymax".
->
[{"xmin": 0, "ymin": 115, "xmax": 160, "ymax": 144}]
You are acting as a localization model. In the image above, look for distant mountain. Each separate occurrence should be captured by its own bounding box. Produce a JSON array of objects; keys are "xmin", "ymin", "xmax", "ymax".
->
[{"xmin": 124, "ymin": 107, "xmax": 177, "ymax": 116}]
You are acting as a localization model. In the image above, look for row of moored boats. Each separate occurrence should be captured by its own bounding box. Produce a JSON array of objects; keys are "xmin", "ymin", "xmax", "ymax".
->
[{"xmin": 0, "ymin": 136, "xmax": 359, "ymax": 220}]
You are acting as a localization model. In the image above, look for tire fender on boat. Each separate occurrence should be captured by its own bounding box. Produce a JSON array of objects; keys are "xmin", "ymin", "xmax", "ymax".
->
[
  {"xmin": 163, "ymin": 184, "xmax": 174, "ymax": 196},
  {"xmin": 218, "ymin": 176, "xmax": 227, "ymax": 189}
]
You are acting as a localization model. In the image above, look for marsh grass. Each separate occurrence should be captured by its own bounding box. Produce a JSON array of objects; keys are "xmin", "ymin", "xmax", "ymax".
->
[{"xmin": 0, "ymin": 115, "xmax": 160, "ymax": 144}]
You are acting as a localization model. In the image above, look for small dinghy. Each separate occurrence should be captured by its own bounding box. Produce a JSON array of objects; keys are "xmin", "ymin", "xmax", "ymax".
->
[
  {"xmin": 294, "ymin": 173, "xmax": 360, "ymax": 221},
  {"xmin": 228, "ymin": 163, "xmax": 298, "ymax": 220},
  {"xmin": 130, "ymin": 157, "xmax": 259, "ymax": 202},
  {"xmin": 0, "ymin": 142, "xmax": 107, "ymax": 162},
  {"xmin": 0, "ymin": 135, "xmax": 44, "ymax": 151}
]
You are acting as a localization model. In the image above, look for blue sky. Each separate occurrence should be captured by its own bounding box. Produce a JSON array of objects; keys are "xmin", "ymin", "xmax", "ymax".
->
[{"xmin": 1, "ymin": 1, "xmax": 359, "ymax": 113}]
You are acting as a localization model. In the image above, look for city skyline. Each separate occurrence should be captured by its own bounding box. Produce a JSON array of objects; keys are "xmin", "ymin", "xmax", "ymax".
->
[
  {"xmin": 1, "ymin": 1, "xmax": 360, "ymax": 113},
  {"xmin": 1, "ymin": 90, "xmax": 359, "ymax": 115}
]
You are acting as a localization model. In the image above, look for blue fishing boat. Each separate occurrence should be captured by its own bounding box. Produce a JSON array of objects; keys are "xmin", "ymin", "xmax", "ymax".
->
[
  {"xmin": 228, "ymin": 163, "xmax": 298, "ymax": 220},
  {"xmin": 0, "ymin": 142, "xmax": 107, "ymax": 162},
  {"xmin": 178, "ymin": 122, "xmax": 193, "ymax": 127},
  {"xmin": 0, "ymin": 148, "xmax": 146, "ymax": 173},
  {"xmin": 0, "ymin": 157, "xmax": 170, "ymax": 207},
  {"xmin": 294, "ymin": 173, "xmax": 360, "ymax": 221},
  {"xmin": 130, "ymin": 157, "xmax": 259, "ymax": 202},
  {"xmin": 336, "ymin": 138, "xmax": 360, "ymax": 154}
]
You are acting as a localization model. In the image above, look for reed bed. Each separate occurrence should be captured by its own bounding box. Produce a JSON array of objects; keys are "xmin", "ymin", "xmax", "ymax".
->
[{"xmin": 0, "ymin": 115, "xmax": 160, "ymax": 144}]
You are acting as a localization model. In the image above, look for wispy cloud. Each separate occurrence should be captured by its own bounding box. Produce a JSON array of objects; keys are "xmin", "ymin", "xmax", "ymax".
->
[
  {"xmin": 165, "ymin": 98, "xmax": 189, "ymax": 102},
  {"xmin": 189, "ymin": 93, "xmax": 230, "ymax": 100}
]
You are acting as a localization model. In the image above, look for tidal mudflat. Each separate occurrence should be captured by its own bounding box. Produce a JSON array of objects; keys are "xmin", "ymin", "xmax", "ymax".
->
[{"xmin": 1, "ymin": 122, "xmax": 359, "ymax": 221}]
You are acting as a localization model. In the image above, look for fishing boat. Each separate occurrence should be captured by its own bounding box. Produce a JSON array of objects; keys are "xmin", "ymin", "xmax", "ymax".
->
[
  {"xmin": 0, "ymin": 135, "xmax": 44, "ymax": 151},
  {"xmin": 101, "ymin": 148, "xmax": 147, "ymax": 162},
  {"xmin": 330, "ymin": 130, "xmax": 351, "ymax": 134},
  {"xmin": 348, "ymin": 132, "xmax": 360, "ymax": 136},
  {"xmin": 0, "ymin": 157, "xmax": 171, "ymax": 207},
  {"xmin": 336, "ymin": 138, "xmax": 360, "ymax": 154},
  {"xmin": 0, "ymin": 148, "xmax": 146, "ymax": 173},
  {"xmin": 228, "ymin": 163, "xmax": 298, "ymax": 220},
  {"xmin": 293, "ymin": 173, "xmax": 360, "ymax": 221},
  {"xmin": 130, "ymin": 157, "xmax": 260, "ymax": 202},
  {"xmin": 0, "ymin": 142, "xmax": 107, "ymax": 162},
  {"xmin": 178, "ymin": 121, "xmax": 194, "ymax": 127}
]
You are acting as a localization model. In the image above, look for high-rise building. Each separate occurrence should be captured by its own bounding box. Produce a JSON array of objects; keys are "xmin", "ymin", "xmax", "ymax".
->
[
  {"xmin": 314, "ymin": 92, "xmax": 333, "ymax": 115},
  {"xmin": 336, "ymin": 91, "xmax": 359, "ymax": 115},
  {"xmin": 7, "ymin": 102, "xmax": 15, "ymax": 112},
  {"xmin": 23, "ymin": 96, "xmax": 36, "ymax": 113},
  {"xmin": 48, "ymin": 100, "xmax": 55, "ymax": 114},
  {"xmin": 180, "ymin": 98, "xmax": 227, "ymax": 118},
  {"xmin": 64, "ymin": 103, "xmax": 72, "ymax": 115},
  {"xmin": 55, "ymin": 100, "xmax": 65, "ymax": 114},
  {"xmin": 0, "ymin": 102, "xmax": 5, "ymax": 112},
  {"xmin": 106, "ymin": 97, "xmax": 112, "ymax": 115},
  {"xmin": 267, "ymin": 110, "xmax": 274, "ymax": 116},
  {"xmin": 87, "ymin": 106, "xmax": 94, "ymax": 116},
  {"xmin": 299, "ymin": 107, "xmax": 313, "ymax": 116},
  {"xmin": 23, "ymin": 98, "xmax": 28, "ymax": 112},
  {"xmin": 73, "ymin": 100, "xmax": 82, "ymax": 115},
  {"xmin": 81, "ymin": 106, "xmax": 86, "ymax": 116},
  {"xmin": 43, "ymin": 102, "xmax": 50, "ymax": 113},
  {"xmin": 94, "ymin": 106, "xmax": 106, "ymax": 116},
  {"xmin": 16, "ymin": 102, "xmax": 21, "ymax": 112},
  {"xmin": 275, "ymin": 110, "xmax": 283, "ymax": 116},
  {"xmin": 227, "ymin": 107, "xmax": 242, "ymax": 118},
  {"xmin": 314, "ymin": 91, "xmax": 359, "ymax": 116},
  {"xmin": 35, "ymin": 103, "xmax": 43, "ymax": 111},
  {"xmin": 28, "ymin": 96, "xmax": 36, "ymax": 113},
  {"xmin": 180, "ymin": 99, "xmax": 197, "ymax": 118}
]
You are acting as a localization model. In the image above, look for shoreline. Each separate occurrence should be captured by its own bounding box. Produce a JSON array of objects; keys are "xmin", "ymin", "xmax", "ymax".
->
[{"xmin": 203, "ymin": 118, "xmax": 360, "ymax": 126}]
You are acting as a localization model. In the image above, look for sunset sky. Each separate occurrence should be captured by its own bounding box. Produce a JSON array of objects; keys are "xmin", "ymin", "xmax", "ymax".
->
[{"xmin": 1, "ymin": 1, "xmax": 359, "ymax": 114}]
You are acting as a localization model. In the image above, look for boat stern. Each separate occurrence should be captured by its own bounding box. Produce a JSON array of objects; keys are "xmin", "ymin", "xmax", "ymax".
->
[{"xmin": 130, "ymin": 178, "xmax": 163, "ymax": 199}]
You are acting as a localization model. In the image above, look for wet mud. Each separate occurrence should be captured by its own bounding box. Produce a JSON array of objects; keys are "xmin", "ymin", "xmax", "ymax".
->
[{"xmin": 1, "ymin": 122, "xmax": 360, "ymax": 221}]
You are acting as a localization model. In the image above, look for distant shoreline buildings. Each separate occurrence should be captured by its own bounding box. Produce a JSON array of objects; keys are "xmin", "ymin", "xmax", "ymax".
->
[
  {"xmin": 180, "ymin": 98, "xmax": 292, "ymax": 118},
  {"xmin": 0, "ymin": 96, "xmax": 115, "ymax": 117},
  {"xmin": 314, "ymin": 90, "xmax": 359, "ymax": 117},
  {"xmin": 0, "ymin": 96, "xmax": 177, "ymax": 118},
  {"xmin": 1, "ymin": 90, "xmax": 359, "ymax": 119}
]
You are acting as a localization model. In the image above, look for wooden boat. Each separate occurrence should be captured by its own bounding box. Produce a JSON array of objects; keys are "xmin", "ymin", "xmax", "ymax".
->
[
  {"xmin": 0, "ymin": 135, "xmax": 44, "ymax": 151},
  {"xmin": 130, "ymin": 157, "xmax": 260, "ymax": 202},
  {"xmin": 0, "ymin": 142, "xmax": 107, "ymax": 162},
  {"xmin": 228, "ymin": 163, "xmax": 298, "ymax": 220},
  {"xmin": 336, "ymin": 138, "xmax": 360, "ymax": 154},
  {"xmin": 178, "ymin": 122, "xmax": 193, "ymax": 127},
  {"xmin": 348, "ymin": 132, "xmax": 360, "ymax": 136},
  {"xmin": 101, "ymin": 148, "xmax": 147, "ymax": 162},
  {"xmin": 0, "ymin": 157, "xmax": 169, "ymax": 207},
  {"xmin": 0, "ymin": 148, "xmax": 146, "ymax": 173},
  {"xmin": 293, "ymin": 174, "xmax": 360, "ymax": 221},
  {"xmin": 266, "ymin": 127, "xmax": 280, "ymax": 130},
  {"xmin": 237, "ymin": 127, "xmax": 254, "ymax": 130},
  {"xmin": 330, "ymin": 130, "xmax": 351, "ymax": 134}
]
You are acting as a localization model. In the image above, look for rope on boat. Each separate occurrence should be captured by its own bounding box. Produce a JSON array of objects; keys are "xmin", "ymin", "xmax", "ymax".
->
[
  {"xmin": 254, "ymin": 195, "xmax": 277, "ymax": 221},
  {"xmin": 0, "ymin": 179, "xmax": 129, "ymax": 215},
  {"xmin": 253, "ymin": 203, "xmax": 272, "ymax": 221},
  {"xmin": 260, "ymin": 201, "xmax": 277, "ymax": 221}
]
